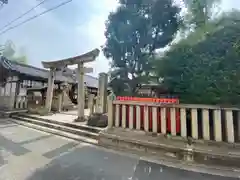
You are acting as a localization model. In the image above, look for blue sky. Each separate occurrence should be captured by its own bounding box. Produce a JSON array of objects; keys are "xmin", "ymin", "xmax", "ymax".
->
[
  {"xmin": 0, "ymin": 0, "xmax": 118, "ymax": 76},
  {"xmin": 0, "ymin": 0, "xmax": 238, "ymax": 76}
]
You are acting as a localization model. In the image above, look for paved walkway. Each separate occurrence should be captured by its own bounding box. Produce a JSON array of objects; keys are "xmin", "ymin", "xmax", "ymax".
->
[
  {"xmin": 29, "ymin": 109, "xmax": 90, "ymax": 124},
  {"xmin": 0, "ymin": 119, "xmax": 238, "ymax": 180}
]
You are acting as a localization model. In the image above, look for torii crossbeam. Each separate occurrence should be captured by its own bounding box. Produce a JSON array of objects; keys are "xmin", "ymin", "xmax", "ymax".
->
[{"xmin": 42, "ymin": 48, "xmax": 100, "ymax": 121}]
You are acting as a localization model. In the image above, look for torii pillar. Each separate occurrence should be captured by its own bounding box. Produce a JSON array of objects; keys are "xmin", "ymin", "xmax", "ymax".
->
[
  {"xmin": 77, "ymin": 62, "xmax": 85, "ymax": 120},
  {"xmin": 42, "ymin": 49, "xmax": 100, "ymax": 120},
  {"xmin": 45, "ymin": 68, "xmax": 56, "ymax": 112}
]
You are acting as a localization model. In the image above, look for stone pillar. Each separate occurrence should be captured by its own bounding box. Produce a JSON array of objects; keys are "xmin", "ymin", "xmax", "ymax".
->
[
  {"xmin": 5, "ymin": 80, "xmax": 11, "ymax": 97},
  {"xmin": 115, "ymin": 104, "xmax": 120, "ymax": 127},
  {"xmin": 191, "ymin": 108, "xmax": 198, "ymax": 139},
  {"xmin": 93, "ymin": 96, "xmax": 97, "ymax": 113},
  {"xmin": 225, "ymin": 110, "xmax": 234, "ymax": 143},
  {"xmin": 129, "ymin": 105, "xmax": 134, "ymax": 129},
  {"xmin": 18, "ymin": 81, "xmax": 27, "ymax": 108},
  {"xmin": 170, "ymin": 108, "xmax": 176, "ymax": 136},
  {"xmin": 202, "ymin": 109, "xmax": 210, "ymax": 140},
  {"xmin": 96, "ymin": 73, "xmax": 108, "ymax": 113},
  {"xmin": 122, "ymin": 105, "xmax": 126, "ymax": 128},
  {"xmin": 88, "ymin": 93, "xmax": 95, "ymax": 115},
  {"xmin": 213, "ymin": 109, "xmax": 222, "ymax": 142},
  {"xmin": 238, "ymin": 111, "xmax": 240, "ymax": 142},
  {"xmin": 45, "ymin": 69, "xmax": 55, "ymax": 113},
  {"xmin": 152, "ymin": 107, "xmax": 158, "ymax": 133},
  {"xmin": 1, "ymin": 85, "xmax": 5, "ymax": 95},
  {"xmin": 136, "ymin": 106, "xmax": 141, "ymax": 130},
  {"xmin": 180, "ymin": 108, "xmax": 187, "ymax": 138},
  {"xmin": 77, "ymin": 62, "xmax": 85, "ymax": 121},
  {"xmin": 9, "ymin": 76, "xmax": 18, "ymax": 110},
  {"xmin": 107, "ymin": 98, "xmax": 113, "ymax": 128},
  {"xmin": 58, "ymin": 91, "xmax": 63, "ymax": 112},
  {"xmin": 0, "ymin": 86, "xmax": 2, "ymax": 96},
  {"xmin": 144, "ymin": 106, "xmax": 149, "ymax": 132},
  {"xmin": 5, "ymin": 79, "xmax": 11, "ymax": 109},
  {"xmin": 161, "ymin": 108, "xmax": 167, "ymax": 134}
]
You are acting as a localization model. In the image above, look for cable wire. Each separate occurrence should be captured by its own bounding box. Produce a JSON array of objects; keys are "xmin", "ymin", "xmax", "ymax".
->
[
  {"xmin": 0, "ymin": 0, "xmax": 72, "ymax": 36},
  {"xmin": 0, "ymin": 0, "xmax": 50, "ymax": 31}
]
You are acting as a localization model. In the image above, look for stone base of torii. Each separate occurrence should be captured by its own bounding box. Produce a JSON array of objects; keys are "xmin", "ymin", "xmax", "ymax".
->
[{"xmin": 42, "ymin": 49, "xmax": 103, "ymax": 122}]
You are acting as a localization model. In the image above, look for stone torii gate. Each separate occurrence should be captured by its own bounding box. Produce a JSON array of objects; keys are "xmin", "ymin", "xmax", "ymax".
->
[{"xmin": 42, "ymin": 48, "xmax": 100, "ymax": 121}]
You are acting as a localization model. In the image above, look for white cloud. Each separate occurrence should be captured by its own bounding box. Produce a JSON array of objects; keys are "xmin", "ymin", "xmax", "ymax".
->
[
  {"xmin": 74, "ymin": 0, "xmax": 119, "ymax": 75},
  {"xmin": 75, "ymin": 15, "xmax": 108, "ymax": 75},
  {"xmin": 89, "ymin": 0, "xmax": 119, "ymax": 12},
  {"xmin": 221, "ymin": 0, "xmax": 240, "ymax": 11}
]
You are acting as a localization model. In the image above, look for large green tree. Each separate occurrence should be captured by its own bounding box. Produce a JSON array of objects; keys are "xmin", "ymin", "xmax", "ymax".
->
[
  {"xmin": 103, "ymin": 0, "xmax": 182, "ymax": 95},
  {"xmin": 154, "ymin": 12, "xmax": 240, "ymax": 105}
]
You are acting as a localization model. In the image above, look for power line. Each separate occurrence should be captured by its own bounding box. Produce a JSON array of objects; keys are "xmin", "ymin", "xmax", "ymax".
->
[
  {"xmin": 0, "ymin": 0, "xmax": 72, "ymax": 36},
  {"xmin": 0, "ymin": 0, "xmax": 49, "ymax": 32}
]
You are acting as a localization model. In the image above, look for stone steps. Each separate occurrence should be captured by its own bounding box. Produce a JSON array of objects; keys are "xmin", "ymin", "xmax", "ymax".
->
[
  {"xmin": 11, "ymin": 114, "xmax": 100, "ymax": 145},
  {"xmin": 0, "ymin": 109, "xmax": 27, "ymax": 118},
  {"xmin": 18, "ymin": 113, "xmax": 102, "ymax": 133}
]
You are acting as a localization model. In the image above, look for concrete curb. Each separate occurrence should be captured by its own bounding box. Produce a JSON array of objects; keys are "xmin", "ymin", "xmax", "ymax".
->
[
  {"xmin": 98, "ymin": 131, "xmax": 240, "ymax": 170},
  {"xmin": 98, "ymin": 134, "xmax": 240, "ymax": 178}
]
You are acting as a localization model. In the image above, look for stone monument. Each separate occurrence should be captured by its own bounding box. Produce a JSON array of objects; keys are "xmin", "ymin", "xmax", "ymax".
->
[
  {"xmin": 96, "ymin": 73, "xmax": 108, "ymax": 113},
  {"xmin": 87, "ymin": 72, "xmax": 109, "ymax": 127}
]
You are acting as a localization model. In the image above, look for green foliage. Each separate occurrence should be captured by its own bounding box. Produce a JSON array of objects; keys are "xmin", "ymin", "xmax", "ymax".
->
[
  {"xmin": 154, "ymin": 15, "xmax": 240, "ymax": 105},
  {"xmin": 183, "ymin": 0, "xmax": 221, "ymax": 28},
  {"xmin": 103, "ymin": 0, "xmax": 182, "ymax": 95},
  {"xmin": 2, "ymin": 40, "xmax": 15, "ymax": 58},
  {"xmin": 0, "ymin": 40, "xmax": 28, "ymax": 64},
  {"xmin": 13, "ymin": 55, "xmax": 28, "ymax": 64}
]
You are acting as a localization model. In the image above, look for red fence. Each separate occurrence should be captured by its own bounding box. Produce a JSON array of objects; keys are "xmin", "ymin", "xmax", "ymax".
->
[
  {"xmin": 116, "ymin": 96, "xmax": 180, "ymax": 133},
  {"xmin": 116, "ymin": 96, "xmax": 179, "ymax": 104}
]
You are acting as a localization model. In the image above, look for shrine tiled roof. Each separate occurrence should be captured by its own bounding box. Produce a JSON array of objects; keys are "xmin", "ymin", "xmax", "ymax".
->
[{"xmin": 0, "ymin": 56, "xmax": 98, "ymax": 88}]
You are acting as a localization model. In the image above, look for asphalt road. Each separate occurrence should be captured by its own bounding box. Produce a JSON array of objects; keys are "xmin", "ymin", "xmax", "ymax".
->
[{"xmin": 0, "ymin": 119, "xmax": 238, "ymax": 180}]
